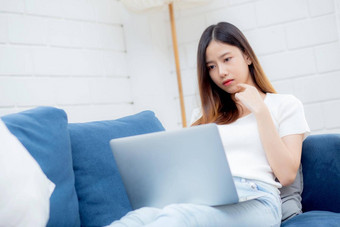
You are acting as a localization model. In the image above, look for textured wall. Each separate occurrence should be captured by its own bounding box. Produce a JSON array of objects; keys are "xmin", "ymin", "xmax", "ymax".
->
[
  {"xmin": 1, "ymin": 0, "xmax": 339, "ymax": 134},
  {"xmin": 0, "ymin": 0, "xmax": 133, "ymax": 122},
  {"xmin": 158, "ymin": 0, "xmax": 340, "ymax": 133}
]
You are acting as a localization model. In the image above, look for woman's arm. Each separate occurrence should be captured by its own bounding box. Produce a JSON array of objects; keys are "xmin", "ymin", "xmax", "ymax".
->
[
  {"xmin": 254, "ymin": 109, "xmax": 304, "ymax": 186},
  {"xmin": 235, "ymin": 84, "xmax": 304, "ymax": 186}
]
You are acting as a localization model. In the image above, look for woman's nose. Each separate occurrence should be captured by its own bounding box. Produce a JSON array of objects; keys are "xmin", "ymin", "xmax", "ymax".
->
[{"xmin": 218, "ymin": 64, "xmax": 228, "ymax": 77}]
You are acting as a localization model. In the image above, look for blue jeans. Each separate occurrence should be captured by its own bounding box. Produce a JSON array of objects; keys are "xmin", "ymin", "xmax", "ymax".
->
[{"xmin": 107, "ymin": 177, "xmax": 282, "ymax": 227}]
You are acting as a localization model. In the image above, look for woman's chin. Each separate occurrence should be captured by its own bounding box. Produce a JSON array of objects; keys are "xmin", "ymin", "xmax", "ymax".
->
[{"xmin": 225, "ymin": 87, "xmax": 239, "ymax": 94}]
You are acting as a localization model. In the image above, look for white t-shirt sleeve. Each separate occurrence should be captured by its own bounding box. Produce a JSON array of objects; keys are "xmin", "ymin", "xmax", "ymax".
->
[{"xmin": 277, "ymin": 95, "xmax": 310, "ymax": 139}]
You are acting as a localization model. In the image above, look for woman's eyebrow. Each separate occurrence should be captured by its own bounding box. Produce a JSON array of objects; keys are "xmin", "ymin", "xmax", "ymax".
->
[
  {"xmin": 219, "ymin": 52, "xmax": 231, "ymax": 58},
  {"xmin": 206, "ymin": 52, "xmax": 231, "ymax": 64}
]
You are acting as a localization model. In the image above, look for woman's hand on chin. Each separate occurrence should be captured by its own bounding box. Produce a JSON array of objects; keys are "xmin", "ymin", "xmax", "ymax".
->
[{"xmin": 234, "ymin": 83, "xmax": 267, "ymax": 115}]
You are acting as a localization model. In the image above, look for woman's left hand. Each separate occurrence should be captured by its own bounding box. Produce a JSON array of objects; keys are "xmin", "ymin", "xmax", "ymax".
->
[{"xmin": 234, "ymin": 83, "xmax": 267, "ymax": 114}]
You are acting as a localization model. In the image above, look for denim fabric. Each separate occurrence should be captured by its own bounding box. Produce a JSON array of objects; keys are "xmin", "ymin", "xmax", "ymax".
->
[{"xmin": 108, "ymin": 177, "xmax": 282, "ymax": 227}]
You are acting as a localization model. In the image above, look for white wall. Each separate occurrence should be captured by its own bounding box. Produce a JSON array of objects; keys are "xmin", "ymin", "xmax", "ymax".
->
[
  {"xmin": 126, "ymin": 0, "xmax": 340, "ymax": 133},
  {"xmin": 1, "ymin": 0, "xmax": 340, "ymax": 134},
  {"xmin": 0, "ymin": 0, "xmax": 134, "ymax": 122}
]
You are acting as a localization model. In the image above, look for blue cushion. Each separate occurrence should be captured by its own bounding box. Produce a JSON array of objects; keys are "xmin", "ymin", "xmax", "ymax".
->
[
  {"xmin": 2, "ymin": 107, "xmax": 80, "ymax": 227},
  {"xmin": 301, "ymin": 134, "xmax": 340, "ymax": 212},
  {"xmin": 68, "ymin": 110, "xmax": 165, "ymax": 226},
  {"xmin": 281, "ymin": 210, "xmax": 340, "ymax": 227}
]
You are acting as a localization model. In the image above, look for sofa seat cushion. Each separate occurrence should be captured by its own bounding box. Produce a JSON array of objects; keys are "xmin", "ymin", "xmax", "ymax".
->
[
  {"xmin": 68, "ymin": 111, "xmax": 165, "ymax": 227},
  {"xmin": 2, "ymin": 107, "xmax": 80, "ymax": 227},
  {"xmin": 281, "ymin": 210, "xmax": 340, "ymax": 227}
]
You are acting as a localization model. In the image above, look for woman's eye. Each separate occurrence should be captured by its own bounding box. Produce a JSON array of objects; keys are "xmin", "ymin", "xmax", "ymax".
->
[
  {"xmin": 207, "ymin": 65, "xmax": 215, "ymax": 70},
  {"xmin": 224, "ymin": 57, "xmax": 231, "ymax": 62}
]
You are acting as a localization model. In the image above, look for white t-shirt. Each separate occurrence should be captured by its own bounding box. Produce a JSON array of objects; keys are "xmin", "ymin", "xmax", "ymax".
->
[{"xmin": 191, "ymin": 93, "xmax": 310, "ymax": 188}]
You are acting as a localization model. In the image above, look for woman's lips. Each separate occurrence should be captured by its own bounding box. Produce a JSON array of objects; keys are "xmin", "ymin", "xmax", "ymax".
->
[{"xmin": 223, "ymin": 79, "xmax": 233, "ymax": 86}]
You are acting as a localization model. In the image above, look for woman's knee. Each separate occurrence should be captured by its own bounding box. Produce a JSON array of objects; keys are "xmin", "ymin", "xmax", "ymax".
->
[{"xmin": 156, "ymin": 204, "xmax": 222, "ymax": 226}]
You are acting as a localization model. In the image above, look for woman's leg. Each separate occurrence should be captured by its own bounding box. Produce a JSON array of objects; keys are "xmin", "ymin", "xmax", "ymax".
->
[
  {"xmin": 106, "ymin": 207, "xmax": 161, "ymax": 227},
  {"xmin": 145, "ymin": 194, "xmax": 281, "ymax": 227},
  {"xmin": 108, "ymin": 179, "xmax": 281, "ymax": 227}
]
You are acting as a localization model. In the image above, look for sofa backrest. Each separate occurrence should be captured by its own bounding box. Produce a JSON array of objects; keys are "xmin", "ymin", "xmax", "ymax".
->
[
  {"xmin": 68, "ymin": 110, "xmax": 165, "ymax": 226},
  {"xmin": 301, "ymin": 134, "xmax": 340, "ymax": 213},
  {"xmin": 2, "ymin": 107, "xmax": 165, "ymax": 227},
  {"xmin": 2, "ymin": 107, "xmax": 81, "ymax": 227}
]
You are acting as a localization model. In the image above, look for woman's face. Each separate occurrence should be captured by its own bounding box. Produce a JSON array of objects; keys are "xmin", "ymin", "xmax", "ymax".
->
[{"xmin": 205, "ymin": 40, "xmax": 254, "ymax": 94}]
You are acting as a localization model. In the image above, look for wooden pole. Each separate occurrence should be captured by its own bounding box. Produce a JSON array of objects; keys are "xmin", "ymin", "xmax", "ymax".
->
[{"xmin": 168, "ymin": 2, "xmax": 187, "ymax": 127}]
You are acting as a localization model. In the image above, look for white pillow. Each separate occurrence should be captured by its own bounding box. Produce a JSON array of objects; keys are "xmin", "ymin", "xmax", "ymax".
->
[{"xmin": 0, "ymin": 120, "xmax": 55, "ymax": 227}]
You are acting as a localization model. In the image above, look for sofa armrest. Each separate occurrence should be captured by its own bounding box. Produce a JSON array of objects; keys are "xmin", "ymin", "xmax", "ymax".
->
[{"xmin": 301, "ymin": 134, "xmax": 340, "ymax": 213}]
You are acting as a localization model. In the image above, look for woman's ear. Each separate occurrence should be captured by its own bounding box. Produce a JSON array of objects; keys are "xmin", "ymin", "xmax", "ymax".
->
[{"xmin": 244, "ymin": 54, "xmax": 252, "ymax": 65}]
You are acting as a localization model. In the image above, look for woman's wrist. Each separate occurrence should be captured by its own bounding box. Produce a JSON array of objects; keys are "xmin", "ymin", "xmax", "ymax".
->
[{"xmin": 253, "ymin": 104, "xmax": 270, "ymax": 119}]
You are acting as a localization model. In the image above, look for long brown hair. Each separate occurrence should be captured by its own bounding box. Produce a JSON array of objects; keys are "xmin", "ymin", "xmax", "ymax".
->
[{"xmin": 192, "ymin": 22, "xmax": 276, "ymax": 126}]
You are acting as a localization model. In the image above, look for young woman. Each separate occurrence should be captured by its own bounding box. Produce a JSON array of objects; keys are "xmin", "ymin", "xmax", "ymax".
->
[{"xmin": 108, "ymin": 22, "xmax": 310, "ymax": 227}]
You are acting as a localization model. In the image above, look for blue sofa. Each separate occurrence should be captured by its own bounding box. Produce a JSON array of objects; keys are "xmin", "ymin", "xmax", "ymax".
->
[
  {"xmin": 2, "ymin": 106, "xmax": 340, "ymax": 226},
  {"xmin": 281, "ymin": 134, "xmax": 340, "ymax": 227}
]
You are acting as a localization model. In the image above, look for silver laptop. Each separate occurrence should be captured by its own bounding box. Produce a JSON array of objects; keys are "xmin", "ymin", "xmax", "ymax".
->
[{"xmin": 110, "ymin": 123, "xmax": 239, "ymax": 210}]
